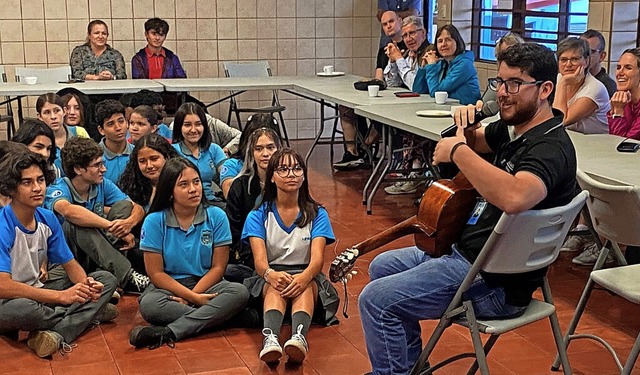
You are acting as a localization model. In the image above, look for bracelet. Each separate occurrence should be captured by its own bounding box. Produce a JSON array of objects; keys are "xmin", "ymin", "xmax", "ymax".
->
[
  {"xmin": 449, "ymin": 141, "xmax": 467, "ymax": 162},
  {"xmin": 263, "ymin": 268, "xmax": 274, "ymax": 282}
]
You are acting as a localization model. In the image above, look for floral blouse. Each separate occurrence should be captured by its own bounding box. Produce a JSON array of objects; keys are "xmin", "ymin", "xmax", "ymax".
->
[{"xmin": 70, "ymin": 43, "xmax": 127, "ymax": 80}]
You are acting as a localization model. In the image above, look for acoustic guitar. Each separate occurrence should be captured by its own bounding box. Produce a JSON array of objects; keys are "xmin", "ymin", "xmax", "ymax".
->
[{"xmin": 329, "ymin": 173, "xmax": 479, "ymax": 283}]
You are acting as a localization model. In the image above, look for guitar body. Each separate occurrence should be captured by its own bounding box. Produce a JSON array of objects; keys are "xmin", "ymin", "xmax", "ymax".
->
[{"xmin": 330, "ymin": 173, "xmax": 479, "ymax": 283}]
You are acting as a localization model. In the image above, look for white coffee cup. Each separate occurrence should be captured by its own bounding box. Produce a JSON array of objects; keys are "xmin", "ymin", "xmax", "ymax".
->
[
  {"xmin": 323, "ymin": 65, "xmax": 334, "ymax": 74},
  {"xmin": 434, "ymin": 91, "xmax": 448, "ymax": 104},
  {"xmin": 24, "ymin": 76, "xmax": 38, "ymax": 85},
  {"xmin": 368, "ymin": 85, "xmax": 380, "ymax": 97}
]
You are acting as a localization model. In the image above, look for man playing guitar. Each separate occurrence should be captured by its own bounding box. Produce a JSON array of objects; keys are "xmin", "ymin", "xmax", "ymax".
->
[{"xmin": 358, "ymin": 43, "xmax": 580, "ymax": 375}]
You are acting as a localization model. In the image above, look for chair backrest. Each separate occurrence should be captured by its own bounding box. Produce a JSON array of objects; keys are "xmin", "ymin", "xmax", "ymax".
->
[
  {"xmin": 577, "ymin": 169, "xmax": 640, "ymax": 247},
  {"xmin": 0, "ymin": 65, "xmax": 7, "ymax": 83},
  {"xmin": 223, "ymin": 61, "xmax": 271, "ymax": 78},
  {"xmin": 478, "ymin": 190, "xmax": 589, "ymax": 274},
  {"xmin": 15, "ymin": 66, "xmax": 71, "ymax": 84}
]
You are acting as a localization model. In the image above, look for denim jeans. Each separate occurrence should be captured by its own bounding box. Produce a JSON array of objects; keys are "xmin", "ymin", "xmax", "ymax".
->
[{"xmin": 358, "ymin": 246, "xmax": 525, "ymax": 375}]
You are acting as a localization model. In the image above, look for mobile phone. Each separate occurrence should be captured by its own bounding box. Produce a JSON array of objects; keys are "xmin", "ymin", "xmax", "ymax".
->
[
  {"xmin": 394, "ymin": 91, "xmax": 420, "ymax": 98},
  {"xmin": 616, "ymin": 141, "xmax": 640, "ymax": 153},
  {"xmin": 58, "ymin": 79, "xmax": 84, "ymax": 84}
]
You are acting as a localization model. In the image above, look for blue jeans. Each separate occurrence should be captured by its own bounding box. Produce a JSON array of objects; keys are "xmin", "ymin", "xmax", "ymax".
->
[{"xmin": 358, "ymin": 246, "xmax": 525, "ymax": 375}]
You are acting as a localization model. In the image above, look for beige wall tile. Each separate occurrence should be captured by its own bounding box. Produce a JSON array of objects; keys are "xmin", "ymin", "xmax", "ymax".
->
[
  {"xmin": 297, "ymin": 119, "xmax": 317, "ymax": 139},
  {"xmin": 217, "ymin": 0, "xmax": 237, "ymax": 18},
  {"xmin": 0, "ymin": 20, "xmax": 23, "ymax": 42},
  {"xmin": 257, "ymin": 0, "xmax": 276, "ymax": 17},
  {"xmin": 335, "ymin": 37, "xmax": 352, "ymax": 58},
  {"xmin": 237, "ymin": 39, "xmax": 258, "ymax": 60},
  {"xmin": 277, "ymin": 38, "xmax": 297, "ymax": 59},
  {"xmin": 315, "ymin": 0, "xmax": 334, "ymax": 17},
  {"xmin": 46, "ymin": 42, "xmax": 70, "ymax": 64},
  {"xmin": 334, "ymin": 57, "xmax": 352, "ymax": 73},
  {"xmin": 132, "ymin": 0, "xmax": 153, "ymax": 18},
  {"xmin": 182, "ymin": 61, "xmax": 197, "ymax": 77},
  {"xmin": 256, "ymin": 19, "xmax": 277, "ymax": 39},
  {"xmin": 353, "ymin": 17, "xmax": 372, "ymax": 38},
  {"xmin": 316, "ymin": 18, "xmax": 334, "ymax": 38},
  {"xmin": 237, "ymin": 0, "xmax": 256, "ymax": 17},
  {"xmin": 22, "ymin": 0, "xmax": 44, "ymax": 19},
  {"xmin": 315, "ymin": 38, "xmax": 334, "ymax": 58},
  {"xmin": 67, "ymin": 19, "xmax": 89, "ymax": 42},
  {"xmin": 197, "ymin": 40, "xmax": 218, "ymax": 60},
  {"xmin": 296, "ymin": 0, "xmax": 314, "ymax": 17},
  {"xmin": 352, "ymin": 57, "xmax": 371, "ymax": 76},
  {"xmin": 195, "ymin": 0, "xmax": 216, "ymax": 18},
  {"xmin": 197, "ymin": 61, "xmax": 218, "ymax": 78},
  {"xmin": 352, "ymin": 37, "xmax": 371, "ymax": 58},
  {"xmin": 67, "ymin": 0, "xmax": 90, "ymax": 19},
  {"xmin": 22, "ymin": 20, "xmax": 46, "ymax": 42},
  {"xmin": 237, "ymin": 19, "xmax": 257, "ymax": 39},
  {"xmin": 88, "ymin": 0, "xmax": 111, "ymax": 18},
  {"xmin": 24, "ymin": 42, "xmax": 47, "ymax": 64},
  {"xmin": 296, "ymin": 39, "xmax": 315, "ymax": 59},
  {"xmin": 277, "ymin": 0, "xmax": 295, "ymax": 17},
  {"xmin": 197, "ymin": 18, "xmax": 218, "ymax": 40},
  {"xmin": 217, "ymin": 40, "xmax": 238, "ymax": 61},
  {"xmin": 0, "ymin": 0, "xmax": 21, "ymax": 20},
  {"xmin": 297, "ymin": 18, "xmax": 315, "ymax": 38},
  {"xmin": 176, "ymin": 0, "xmax": 196, "ymax": 18},
  {"xmin": 335, "ymin": 0, "xmax": 353, "ymax": 17},
  {"xmin": 177, "ymin": 40, "xmax": 198, "ymax": 61},
  {"xmin": 277, "ymin": 18, "xmax": 296, "ymax": 38},
  {"xmin": 112, "ymin": 40, "xmax": 134, "ymax": 61},
  {"xmin": 353, "ymin": 0, "xmax": 372, "ymax": 17},
  {"xmin": 111, "ymin": 0, "xmax": 133, "ymax": 18},
  {"xmin": 587, "ymin": 2, "xmax": 604, "ymax": 31},
  {"xmin": 46, "ymin": 20, "xmax": 70, "ymax": 41},
  {"xmin": 334, "ymin": 17, "xmax": 353, "ymax": 38},
  {"xmin": 111, "ymin": 19, "xmax": 134, "ymax": 41},
  {"xmin": 217, "ymin": 18, "xmax": 238, "ymax": 39},
  {"xmin": 45, "ymin": 0, "xmax": 68, "ymax": 19},
  {"xmin": 257, "ymin": 39, "xmax": 277, "ymax": 59},
  {"xmin": 176, "ymin": 19, "xmax": 197, "ymax": 40},
  {"xmin": 154, "ymin": 0, "xmax": 176, "ymax": 18}
]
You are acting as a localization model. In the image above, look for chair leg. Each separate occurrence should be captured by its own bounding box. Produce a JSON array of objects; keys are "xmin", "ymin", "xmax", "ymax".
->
[
  {"xmin": 463, "ymin": 300, "xmax": 491, "ymax": 375},
  {"xmin": 276, "ymin": 111, "xmax": 290, "ymax": 147},
  {"xmin": 409, "ymin": 315, "xmax": 454, "ymax": 375},
  {"xmin": 467, "ymin": 335, "xmax": 500, "ymax": 375},
  {"xmin": 622, "ymin": 333, "xmax": 640, "ymax": 375},
  {"xmin": 542, "ymin": 279, "xmax": 572, "ymax": 374}
]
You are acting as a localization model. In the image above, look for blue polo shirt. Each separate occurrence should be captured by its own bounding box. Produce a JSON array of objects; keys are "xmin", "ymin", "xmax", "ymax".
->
[
  {"xmin": 156, "ymin": 124, "xmax": 173, "ymax": 141},
  {"xmin": 220, "ymin": 158, "xmax": 244, "ymax": 185},
  {"xmin": 99, "ymin": 139, "xmax": 134, "ymax": 184},
  {"xmin": 140, "ymin": 204, "xmax": 232, "ymax": 280},
  {"xmin": 173, "ymin": 142, "xmax": 227, "ymax": 201},
  {"xmin": 242, "ymin": 203, "xmax": 335, "ymax": 266},
  {"xmin": 44, "ymin": 177, "xmax": 129, "ymax": 224},
  {"xmin": 0, "ymin": 205, "xmax": 74, "ymax": 287}
]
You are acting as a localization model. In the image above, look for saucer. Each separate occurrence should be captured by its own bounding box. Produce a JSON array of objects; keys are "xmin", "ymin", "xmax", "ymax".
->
[
  {"xmin": 416, "ymin": 110, "xmax": 451, "ymax": 117},
  {"xmin": 317, "ymin": 71, "xmax": 345, "ymax": 77}
]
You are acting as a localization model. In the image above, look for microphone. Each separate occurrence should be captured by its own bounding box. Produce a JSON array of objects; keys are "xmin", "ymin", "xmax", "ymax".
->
[{"xmin": 440, "ymin": 100, "xmax": 499, "ymax": 138}]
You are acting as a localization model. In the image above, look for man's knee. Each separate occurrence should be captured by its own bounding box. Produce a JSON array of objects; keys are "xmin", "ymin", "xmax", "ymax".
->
[{"xmin": 108, "ymin": 200, "xmax": 132, "ymax": 220}]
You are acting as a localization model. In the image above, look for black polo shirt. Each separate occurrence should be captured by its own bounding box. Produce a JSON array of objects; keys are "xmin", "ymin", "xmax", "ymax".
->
[
  {"xmin": 376, "ymin": 40, "xmax": 408, "ymax": 70},
  {"xmin": 456, "ymin": 111, "xmax": 580, "ymax": 306}
]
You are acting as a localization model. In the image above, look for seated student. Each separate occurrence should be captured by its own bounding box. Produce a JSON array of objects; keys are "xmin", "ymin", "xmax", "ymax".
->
[
  {"xmin": 95, "ymin": 100, "xmax": 135, "ymax": 184},
  {"xmin": 220, "ymin": 114, "xmax": 279, "ymax": 199},
  {"xmin": 128, "ymin": 105, "xmax": 160, "ymax": 143},
  {"xmin": 608, "ymin": 48, "xmax": 640, "ymax": 140},
  {"xmin": 44, "ymin": 137, "xmax": 149, "ymax": 294},
  {"xmin": 172, "ymin": 103, "xmax": 227, "ymax": 203},
  {"xmin": 131, "ymin": 18, "xmax": 186, "ymax": 79},
  {"xmin": 36, "ymin": 93, "xmax": 90, "ymax": 177},
  {"xmin": 170, "ymin": 114, "xmax": 241, "ymax": 158},
  {"xmin": 119, "ymin": 90, "xmax": 173, "ymax": 140},
  {"xmin": 119, "ymin": 133, "xmax": 179, "ymax": 211},
  {"xmin": 58, "ymin": 88, "xmax": 99, "ymax": 141},
  {"xmin": 70, "ymin": 20, "xmax": 126, "ymax": 81},
  {"xmin": 242, "ymin": 148, "xmax": 339, "ymax": 364},
  {"xmin": 0, "ymin": 141, "xmax": 29, "ymax": 207},
  {"xmin": 553, "ymin": 37, "xmax": 610, "ymax": 134},
  {"xmin": 414, "ymin": 24, "xmax": 481, "ymax": 105},
  {"xmin": 0, "ymin": 151, "xmax": 117, "ymax": 358},
  {"xmin": 225, "ymin": 127, "xmax": 282, "ymax": 283},
  {"xmin": 130, "ymin": 158, "xmax": 250, "ymax": 349},
  {"xmin": 12, "ymin": 119, "xmax": 60, "ymax": 178}
]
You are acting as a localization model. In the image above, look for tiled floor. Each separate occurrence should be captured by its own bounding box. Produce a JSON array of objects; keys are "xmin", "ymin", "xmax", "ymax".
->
[{"xmin": 3, "ymin": 141, "xmax": 640, "ymax": 375}]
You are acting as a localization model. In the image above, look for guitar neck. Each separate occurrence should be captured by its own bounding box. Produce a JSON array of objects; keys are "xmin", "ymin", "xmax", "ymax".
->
[{"xmin": 351, "ymin": 216, "xmax": 426, "ymax": 257}]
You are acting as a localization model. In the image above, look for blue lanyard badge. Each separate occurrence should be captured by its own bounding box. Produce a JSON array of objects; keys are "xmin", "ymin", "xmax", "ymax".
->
[{"xmin": 467, "ymin": 198, "xmax": 487, "ymax": 225}]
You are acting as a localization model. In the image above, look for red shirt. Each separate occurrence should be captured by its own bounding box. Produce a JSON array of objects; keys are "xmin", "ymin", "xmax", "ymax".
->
[{"xmin": 145, "ymin": 47, "xmax": 166, "ymax": 79}]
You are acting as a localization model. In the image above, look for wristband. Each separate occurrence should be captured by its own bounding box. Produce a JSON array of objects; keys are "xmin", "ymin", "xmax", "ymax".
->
[
  {"xmin": 449, "ymin": 141, "xmax": 467, "ymax": 162},
  {"xmin": 263, "ymin": 268, "xmax": 274, "ymax": 282}
]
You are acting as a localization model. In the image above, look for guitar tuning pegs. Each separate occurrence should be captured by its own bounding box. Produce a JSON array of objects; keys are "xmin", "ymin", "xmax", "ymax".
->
[
  {"xmin": 351, "ymin": 270, "xmax": 358, "ymax": 276},
  {"xmin": 345, "ymin": 273, "xmax": 353, "ymax": 281}
]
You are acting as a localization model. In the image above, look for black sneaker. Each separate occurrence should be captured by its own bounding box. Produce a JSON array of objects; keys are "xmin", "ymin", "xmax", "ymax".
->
[
  {"xmin": 124, "ymin": 270, "xmax": 150, "ymax": 295},
  {"xmin": 227, "ymin": 308, "xmax": 261, "ymax": 328},
  {"xmin": 333, "ymin": 152, "xmax": 364, "ymax": 170},
  {"xmin": 129, "ymin": 325, "xmax": 176, "ymax": 349}
]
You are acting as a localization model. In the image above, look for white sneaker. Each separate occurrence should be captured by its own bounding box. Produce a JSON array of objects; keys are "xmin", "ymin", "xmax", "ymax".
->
[
  {"xmin": 259, "ymin": 328, "xmax": 282, "ymax": 363},
  {"xmin": 572, "ymin": 242, "xmax": 614, "ymax": 266},
  {"xmin": 561, "ymin": 235, "xmax": 592, "ymax": 252},
  {"xmin": 284, "ymin": 324, "xmax": 308, "ymax": 364},
  {"xmin": 384, "ymin": 173, "xmax": 425, "ymax": 195}
]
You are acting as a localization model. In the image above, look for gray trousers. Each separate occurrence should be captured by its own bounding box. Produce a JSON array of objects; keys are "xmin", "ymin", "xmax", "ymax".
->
[
  {"xmin": 63, "ymin": 200, "xmax": 136, "ymax": 288},
  {"xmin": 0, "ymin": 269, "xmax": 117, "ymax": 343},
  {"xmin": 138, "ymin": 277, "xmax": 249, "ymax": 341}
]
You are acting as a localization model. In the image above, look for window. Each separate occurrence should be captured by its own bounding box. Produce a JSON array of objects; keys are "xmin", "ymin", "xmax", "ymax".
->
[{"xmin": 471, "ymin": 0, "xmax": 589, "ymax": 61}]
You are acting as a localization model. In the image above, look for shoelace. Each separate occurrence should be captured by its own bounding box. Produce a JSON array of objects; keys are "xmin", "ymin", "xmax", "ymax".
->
[
  {"xmin": 59, "ymin": 342, "xmax": 76, "ymax": 356},
  {"xmin": 261, "ymin": 328, "xmax": 279, "ymax": 348},
  {"xmin": 131, "ymin": 272, "xmax": 150, "ymax": 289},
  {"xmin": 148, "ymin": 334, "xmax": 175, "ymax": 350},
  {"xmin": 290, "ymin": 324, "xmax": 308, "ymax": 351}
]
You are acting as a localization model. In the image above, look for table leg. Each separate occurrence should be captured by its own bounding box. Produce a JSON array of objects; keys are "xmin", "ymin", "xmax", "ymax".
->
[
  {"xmin": 366, "ymin": 124, "xmax": 393, "ymax": 214},
  {"xmin": 17, "ymin": 96, "xmax": 24, "ymax": 125},
  {"xmin": 363, "ymin": 123, "xmax": 388, "ymax": 205},
  {"xmin": 305, "ymin": 98, "xmax": 327, "ymax": 165}
]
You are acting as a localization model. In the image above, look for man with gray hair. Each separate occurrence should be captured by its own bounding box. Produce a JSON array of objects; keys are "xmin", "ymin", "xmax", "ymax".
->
[
  {"xmin": 580, "ymin": 29, "xmax": 616, "ymax": 97},
  {"xmin": 384, "ymin": 16, "xmax": 431, "ymax": 90}
]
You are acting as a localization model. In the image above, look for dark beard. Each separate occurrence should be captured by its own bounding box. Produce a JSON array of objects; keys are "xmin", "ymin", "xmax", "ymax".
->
[{"xmin": 501, "ymin": 100, "xmax": 539, "ymax": 126}]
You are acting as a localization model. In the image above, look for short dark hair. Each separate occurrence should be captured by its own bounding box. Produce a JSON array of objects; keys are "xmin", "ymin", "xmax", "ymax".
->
[
  {"xmin": 435, "ymin": 24, "xmax": 466, "ymax": 57},
  {"xmin": 557, "ymin": 37, "xmax": 590, "ymax": 60},
  {"xmin": 148, "ymin": 157, "xmax": 206, "ymax": 213},
  {"xmin": 497, "ymin": 43, "xmax": 558, "ymax": 103},
  {"xmin": 172, "ymin": 103, "xmax": 212, "ymax": 149},
  {"xmin": 61, "ymin": 137, "xmax": 103, "ymax": 179},
  {"xmin": 95, "ymin": 99, "xmax": 126, "ymax": 128},
  {"xmin": 580, "ymin": 29, "xmax": 606, "ymax": 52},
  {"xmin": 0, "ymin": 141, "xmax": 28, "ymax": 160},
  {"xmin": 12, "ymin": 119, "xmax": 57, "ymax": 164},
  {"xmin": 36, "ymin": 93, "xmax": 65, "ymax": 114},
  {"xmin": 144, "ymin": 18, "xmax": 169, "ymax": 35},
  {"xmin": 129, "ymin": 89, "xmax": 164, "ymax": 108},
  {"xmin": 0, "ymin": 151, "xmax": 55, "ymax": 197},
  {"xmin": 132, "ymin": 105, "xmax": 158, "ymax": 127}
]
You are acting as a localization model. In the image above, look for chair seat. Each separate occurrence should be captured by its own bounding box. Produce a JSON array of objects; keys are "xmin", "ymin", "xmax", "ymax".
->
[
  {"xmin": 591, "ymin": 264, "xmax": 640, "ymax": 304},
  {"xmin": 455, "ymin": 299, "xmax": 556, "ymax": 334}
]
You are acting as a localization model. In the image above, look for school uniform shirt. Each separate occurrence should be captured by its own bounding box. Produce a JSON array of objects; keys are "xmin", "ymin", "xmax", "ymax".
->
[
  {"xmin": 173, "ymin": 142, "xmax": 227, "ymax": 201},
  {"xmin": 0, "ymin": 205, "xmax": 74, "ymax": 288},
  {"xmin": 44, "ymin": 177, "xmax": 130, "ymax": 224},
  {"xmin": 140, "ymin": 204, "xmax": 232, "ymax": 280},
  {"xmin": 220, "ymin": 158, "xmax": 244, "ymax": 186},
  {"xmin": 242, "ymin": 203, "xmax": 335, "ymax": 266},
  {"xmin": 99, "ymin": 139, "xmax": 134, "ymax": 185}
]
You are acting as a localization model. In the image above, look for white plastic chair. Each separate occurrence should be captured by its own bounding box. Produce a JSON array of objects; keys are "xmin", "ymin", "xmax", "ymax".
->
[
  {"xmin": 0, "ymin": 66, "xmax": 15, "ymax": 139},
  {"xmin": 552, "ymin": 170, "xmax": 640, "ymax": 374},
  {"xmin": 411, "ymin": 190, "xmax": 588, "ymax": 375},
  {"xmin": 15, "ymin": 66, "xmax": 71, "ymax": 84},
  {"xmin": 222, "ymin": 61, "xmax": 289, "ymax": 146}
]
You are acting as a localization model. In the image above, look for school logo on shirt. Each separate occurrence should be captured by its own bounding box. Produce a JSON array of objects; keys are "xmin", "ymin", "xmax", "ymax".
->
[
  {"xmin": 140, "ymin": 228, "xmax": 145, "ymax": 241},
  {"xmin": 201, "ymin": 230, "xmax": 212, "ymax": 246},
  {"xmin": 220, "ymin": 166, "xmax": 228, "ymax": 175},
  {"xmin": 209, "ymin": 159, "xmax": 215, "ymax": 170},
  {"xmin": 302, "ymin": 236, "xmax": 311, "ymax": 241},
  {"xmin": 51, "ymin": 190, "xmax": 62, "ymax": 197}
]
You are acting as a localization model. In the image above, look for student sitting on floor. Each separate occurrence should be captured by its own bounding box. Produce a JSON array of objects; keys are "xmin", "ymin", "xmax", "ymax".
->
[
  {"xmin": 0, "ymin": 151, "xmax": 117, "ymax": 358},
  {"xmin": 12, "ymin": 119, "xmax": 60, "ymax": 178},
  {"xmin": 128, "ymin": 105, "xmax": 162, "ymax": 143},
  {"xmin": 44, "ymin": 137, "xmax": 149, "ymax": 294},
  {"xmin": 95, "ymin": 100, "xmax": 135, "ymax": 184}
]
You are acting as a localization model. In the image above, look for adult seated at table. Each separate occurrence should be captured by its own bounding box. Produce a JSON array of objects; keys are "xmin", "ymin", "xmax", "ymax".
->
[
  {"xmin": 95, "ymin": 100, "xmax": 134, "ymax": 184},
  {"xmin": 377, "ymin": 0, "xmax": 421, "ymax": 49},
  {"xmin": 581, "ymin": 29, "xmax": 617, "ymax": 98},
  {"xmin": 413, "ymin": 24, "xmax": 481, "ymax": 105},
  {"xmin": 70, "ymin": 20, "xmax": 126, "ymax": 81},
  {"xmin": 553, "ymin": 37, "xmax": 610, "ymax": 134},
  {"xmin": 608, "ymin": 48, "xmax": 640, "ymax": 140}
]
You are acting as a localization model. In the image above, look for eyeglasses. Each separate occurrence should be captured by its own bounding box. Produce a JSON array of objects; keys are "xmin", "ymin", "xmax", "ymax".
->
[
  {"xmin": 402, "ymin": 29, "xmax": 423, "ymax": 39},
  {"xmin": 275, "ymin": 165, "xmax": 304, "ymax": 177},
  {"xmin": 590, "ymin": 49, "xmax": 602, "ymax": 54},
  {"xmin": 488, "ymin": 77, "xmax": 543, "ymax": 94},
  {"xmin": 87, "ymin": 161, "xmax": 105, "ymax": 170},
  {"xmin": 559, "ymin": 56, "xmax": 584, "ymax": 65}
]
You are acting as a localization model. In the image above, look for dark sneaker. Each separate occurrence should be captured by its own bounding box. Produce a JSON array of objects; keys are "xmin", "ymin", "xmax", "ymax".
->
[
  {"xmin": 95, "ymin": 303, "xmax": 119, "ymax": 323},
  {"xmin": 110, "ymin": 290, "xmax": 121, "ymax": 305},
  {"xmin": 124, "ymin": 271, "xmax": 150, "ymax": 295},
  {"xmin": 27, "ymin": 330, "xmax": 63, "ymax": 358},
  {"xmin": 333, "ymin": 152, "xmax": 364, "ymax": 170},
  {"xmin": 129, "ymin": 325, "xmax": 176, "ymax": 349},
  {"xmin": 227, "ymin": 308, "xmax": 261, "ymax": 328}
]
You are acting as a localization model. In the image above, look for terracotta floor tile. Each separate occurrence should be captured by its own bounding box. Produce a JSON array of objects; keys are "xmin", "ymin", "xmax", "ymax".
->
[{"xmin": 51, "ymin": 360, "xmax": 120, "ymax": 375}]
